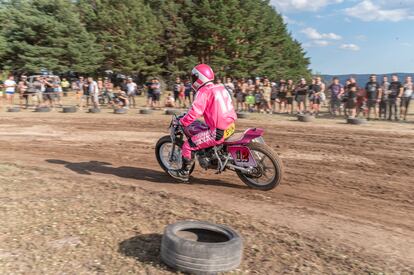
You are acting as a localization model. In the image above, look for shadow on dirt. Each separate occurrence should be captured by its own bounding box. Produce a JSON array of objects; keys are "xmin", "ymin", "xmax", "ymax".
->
[
  {"xmin": 118, "ymin": 233, "xmax": 167, "ymax": 268},
  {"xmin": 46, "ymin": 159, "xmax": 247, "ymax": 189}
]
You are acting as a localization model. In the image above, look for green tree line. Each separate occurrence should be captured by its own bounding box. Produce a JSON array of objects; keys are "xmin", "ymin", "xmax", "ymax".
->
[{"xmin": 0, "ymin": 0, "xmax": 310, "ymax": 80}]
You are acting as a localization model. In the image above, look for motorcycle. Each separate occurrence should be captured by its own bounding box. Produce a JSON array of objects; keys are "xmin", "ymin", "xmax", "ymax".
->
[{"xmin": 155, "ymin": 115, "xmax": 283, "ymax": 191}]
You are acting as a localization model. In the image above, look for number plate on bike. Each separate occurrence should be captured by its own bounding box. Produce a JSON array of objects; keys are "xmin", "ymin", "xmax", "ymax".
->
[{"xmin": 228, "ymin": 146, "xmax": 257, "ymax": 167}]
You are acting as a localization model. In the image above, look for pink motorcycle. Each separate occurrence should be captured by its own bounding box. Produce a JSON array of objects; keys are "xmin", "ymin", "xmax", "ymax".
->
[{"xmin": 155, "ymin": 115, "xmax": 283, "ymax": 190}]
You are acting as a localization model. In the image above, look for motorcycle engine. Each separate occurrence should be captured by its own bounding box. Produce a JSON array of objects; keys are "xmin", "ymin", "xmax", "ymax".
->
[{"xmin": 196, "ymin": 149, "xmax": 215, "ymax": 170}]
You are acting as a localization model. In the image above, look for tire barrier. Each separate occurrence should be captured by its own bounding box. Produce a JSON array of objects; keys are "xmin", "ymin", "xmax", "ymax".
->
[
  {"xmin": 114, "ymin": 108, "xmax": 128, "ymax": 114},
  {"xmin": 35, "ymin": 106, "xmax": 51, "ymax": 112},
  {"xmin": 139, "ymin": 109, "xmax": 153, "ymax": 115},
  {"xmin": 347, "ymin": 118, "xmax": 367, "ymax": 125},
  {"xmin": 297, "ymin": 114, "xmax": 314, "ymax": 122},
  {"xmin": 161, "ymin": 220, "xmax": 243, "ymax": 275},
  {"xmin": 62, "ymin": 106, "xmax": 77, "ymax": 113},
  {"xmin": 7, "ymin": 107, "xmax": 20, "ymax": 112},
  {"xmin": 236, "ymin": 112, "xmax": 249, "ymax": 119},
  {"xmin": 89, "ymin": 108, "xmax": 101, "ymax": 113},
  {"xmin": 165, "ymin": 109, "xmax": 182, "ymax": 115}
]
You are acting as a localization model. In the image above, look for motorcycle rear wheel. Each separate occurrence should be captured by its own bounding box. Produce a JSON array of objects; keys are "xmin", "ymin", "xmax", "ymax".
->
[
  {"xmin": 155, "ymin": 135, "xmax": 195, "ymax": 175},
  {"xmin": 236, "ymin": 142, "xmax": 283, "ymax": 191}
]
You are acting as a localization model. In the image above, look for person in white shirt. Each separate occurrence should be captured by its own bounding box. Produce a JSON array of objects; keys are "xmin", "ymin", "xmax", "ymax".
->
[
  {"xmin": 4, "ymin": 75, "xmax": 17, "ymax": 106},
  {"xmin": 88, "ymin": 77, "xmax": 99, "ymax": 109},
  {"xmin": 126, "ymin": 78, "xmax": 137, "ymax": 108}
]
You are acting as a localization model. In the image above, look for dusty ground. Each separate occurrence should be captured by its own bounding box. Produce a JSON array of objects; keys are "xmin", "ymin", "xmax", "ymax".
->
[{"xmin": 0, "ymin": 106, "xmax": 413, "ymax": 274}]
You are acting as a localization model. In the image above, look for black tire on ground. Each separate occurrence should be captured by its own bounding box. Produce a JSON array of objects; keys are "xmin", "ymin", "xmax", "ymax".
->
[
  {"xmin": 114, "ymin": 108, "xmax": 127, "ymax": 114},
  {"xmin": 297, "ymin": 114, "xmax": 314, "ymax": 122},
  {"xmin": 347, "ymin": 118, "xmax": 367, "ymax": 125},
  {"xmin": 236, "ymin": 112, "xmax": 249, "ymax": 119},
  {"xmin": 62, "ymin": 106, "xmax": 77, "ymax": 113},
  {"xmin": 35, "ymin": 107, "xmax": 51, "ymax": 112},
  {"xmin": 7, "ymin": 107, "xmax": 20, "ymax": 112},
  {"xmin": 236, "ymin": 142, "xmax": 283, "ymax": 191},
  {"xmin": 139, "ymin": 109, "xmax": 153, "ymax": 115},
  {"xmin": 89, "ymin": 108, "xmax": 101, "ymax": 113},
  {"xmin": 155, "ymin": 135, "xmax": 195, "ymax": 174},
  {"xmin": 161, "ymin": 220, "xmax": 243, "ymax": 275},
  {"xmin": 165, "ymin": 109, "xmax": 181, "ymax": 115}
]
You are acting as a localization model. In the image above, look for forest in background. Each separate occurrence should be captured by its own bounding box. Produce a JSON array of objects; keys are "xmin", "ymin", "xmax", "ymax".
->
[{"xmin": 0, "ymin": 0, "xmax": 310, "ymax": 81}]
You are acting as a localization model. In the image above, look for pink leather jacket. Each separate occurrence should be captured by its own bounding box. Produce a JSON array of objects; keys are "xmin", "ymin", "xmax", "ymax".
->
[{"xmin": 181, "ymin": 83, "xmax": 237, "ymax": 130}]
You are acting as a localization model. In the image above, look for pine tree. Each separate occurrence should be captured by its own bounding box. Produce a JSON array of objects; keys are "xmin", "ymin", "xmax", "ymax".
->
[
  {"xmin": 0, "ymin": 0, "xmax": 104, "ymax": 74},
  {"xmin": 78, "ymin": 0, "xmax": 163, "ymax": 76}
]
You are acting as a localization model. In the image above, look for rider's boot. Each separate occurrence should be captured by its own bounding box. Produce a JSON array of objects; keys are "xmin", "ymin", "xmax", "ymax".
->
[{"xmin": 168, "ymin": 157, "xmax": 194, "ymax": 182}]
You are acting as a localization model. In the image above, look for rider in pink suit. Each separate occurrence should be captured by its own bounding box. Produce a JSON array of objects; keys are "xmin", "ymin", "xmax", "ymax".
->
[{"xmin": 168, "ymin": 64, "xmax": 237, "ymax": 182}]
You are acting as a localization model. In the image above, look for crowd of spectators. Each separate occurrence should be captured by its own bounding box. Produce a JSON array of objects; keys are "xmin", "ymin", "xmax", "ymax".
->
[{"xmin": 0, "ymin": 73, "xmax": 412, "ymax": 121}]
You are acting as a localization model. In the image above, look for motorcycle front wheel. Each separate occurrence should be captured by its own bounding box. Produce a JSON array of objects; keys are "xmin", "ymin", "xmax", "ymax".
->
[
  {"xmin": 155, "ymin": 135, "xmax": 195, "ymax": 174},
  {"xmin": 236, "ymin": 142, "xmax": 283, "ymax": 191}
]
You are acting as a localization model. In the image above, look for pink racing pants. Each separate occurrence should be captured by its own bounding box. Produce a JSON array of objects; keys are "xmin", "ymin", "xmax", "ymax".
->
[{"xmin": 181, "ymin": 128, "xmax": 224, "ymax": 160}]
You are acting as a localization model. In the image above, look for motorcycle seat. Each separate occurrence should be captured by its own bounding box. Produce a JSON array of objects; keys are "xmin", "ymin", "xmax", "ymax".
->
[{"xmin": 224, "ymin": 132, "xmax": 245, "ymax": 143}]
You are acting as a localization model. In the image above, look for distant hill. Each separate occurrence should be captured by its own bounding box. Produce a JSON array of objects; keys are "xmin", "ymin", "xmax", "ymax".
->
[{"xmin": 320, "ymin": 73, "xmax": 413, "ymax": 86}]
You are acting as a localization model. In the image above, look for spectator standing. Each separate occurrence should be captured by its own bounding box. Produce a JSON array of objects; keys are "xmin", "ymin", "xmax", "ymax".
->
[
  {"xmin": 236, "ymin": 78, "xmax": 247, "ymax": 112},
  {"xmin": 73, "ymin": 76, "xmax": 85, "ymax": 107},
  {"xmin": 285, "ymin": 79, "xmax": 295, "ymax": 115},
  {"xmin": 262, "ymin": 78, "xmax": 272, "ymax": 114},
  {"xmin": 88, "ymin": 77, "xmax": 100, "ymax": 109},
  {"xmin": 103, "ymin": 78, "xmax": 114, "ymax": 105},
  {"xmin": 224, "ymin": 77, "xmax": 235, "ymax": 97},
  {"xmin": 126, "ymin": 77, "xmax": 137, "ymax": 108},
  {"xmin": 145, "ymin": 78, "xmax": 153, "ymax": 107},
  {"xmin": 277, "ymin": 79, "xmax": 287, "ymax": 113},
  {"xmin": 53, "ymin": 76, "xmax": 63, "ymax": 107},
  {"xmin": 270, "ymin": 82, "xmax": 278, "ymax": 113},
  {"xmin": 173, "ymin": 77, "xmax": 183, "ymax": 106},
  {"xmin": 18, "ymin": 76, "xmax": 29, "ymax": 108},
  {"xmin": 151, "ymin": 78, "xmax": 161, "ymax": 108},
  {"xmin": 32, "ymin": 76, "xmax": 43, "ymax": 107},
  {"xmin": 400, "ymin": 76, "xmax": 413, "ymax": 121},
  {"xmin": 295, "ymin": 78, "xmax": 308, "ymax": 114},
  {"xmin": 365, "ymin": 75, "xmax": 381, "ymax": 120},
  {"xmin": 309, "ymin": 77, "xmax": 323, "ymax": 116},
  {"xmin": 43, "ymin": 77, "xmax": 55, "ymax": 108},
  {"xmin": 184, "ymin": 78, "xmax": 192, "ymax": 107},
  {"xmin": 328, "ymin": 77, "xmax": 344, "ymax": 116},
  {"xmin": 345, "ymin": 78, "xmax": 358, "ymax": 118},
  {"xmin": 245, "ymin": 79, "xmax": 256, "ymax": 112},
  {"xmin": 388, "ymin": 75, "xmax": 403, "ymax": 121},
  {"xmin": 4, "ymin": 75, "xmax": 16, "ymax": 107},
  {"xmin": 80, "ymin": 78, "xmax": 90, "ymax": 109},
  {"xmin": 61, "ymin": 78, "xmax": 70, "ymax": 97},
  {"xmin": 379, "ymin": 76, "xmax": 390, "ymax": 120}
]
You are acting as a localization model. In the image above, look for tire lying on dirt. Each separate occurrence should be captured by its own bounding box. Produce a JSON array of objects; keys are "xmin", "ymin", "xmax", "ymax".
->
[
  {"xmin": 237, "ymin": 112, "xmax": 249, "ymax": 119},
  {"xmin": 165, "ymin": 109, "xmax": 181, "ymax": 115},
  {"xmin": 347, "ymin": 118, "xmax": 367, "ymax": 125},
  {"xmin": 62, "ymin": 106, "xmax": 77, "ymax": 113},
  {"xmin": 35, "ymin": 106, "xmax": 51, "ymax": 112},
  {"xmin": 297, "ymin": 114, "xmax": 314, "ymax": 122},
  {"xmin": 161, "ymin": 220, "xmax": 243, "ymax": 275},
  {"xmin": 7, "ymin": 107, "xmax": 20, "ymax": 112},
  {"xmin": 139, "ymin": 109, "xmax": 153, "ymax": 115},
  {"xmin": 89, "ymin": 108, "xmax": 101, "ymax": 113},
  {"xmin": 114, "ymin": 108, "xmax": 127, "ymax": 114},
  {"xmin": 236, "ymin": 142, "xmax": 283, "ymax": 191}
]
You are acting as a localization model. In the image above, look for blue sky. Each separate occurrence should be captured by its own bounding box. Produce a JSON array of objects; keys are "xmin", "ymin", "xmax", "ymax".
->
[{"xmin": 270, "ymin": 0, "xmax": 414, "ymax": 74}]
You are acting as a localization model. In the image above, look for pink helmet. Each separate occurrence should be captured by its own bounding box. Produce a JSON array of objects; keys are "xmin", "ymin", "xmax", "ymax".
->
[{"xmin": 191, "ymin": 64, "xmax": 214, "ymax": 91}]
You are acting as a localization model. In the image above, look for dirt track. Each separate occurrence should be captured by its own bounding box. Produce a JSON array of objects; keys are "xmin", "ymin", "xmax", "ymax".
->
[{"xmin": 0, "ymin": 109, "xmax": 413, "ymax": 274}]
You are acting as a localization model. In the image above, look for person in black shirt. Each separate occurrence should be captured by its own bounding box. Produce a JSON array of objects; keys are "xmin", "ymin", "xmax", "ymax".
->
[
  {"xmin": 295, "ymin": 78, "xmax": 308, "ymax": 114},
  {"xmin": 388, "ymin": 74, "xmax": 403, "ymax": 121},
  {"xmin": 345, "ymin": 79, "xmax": 358, "ymax": 118},
  {"xmin": 365, "ymin": 74, "xmax": 381, "ymax": 120}
]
